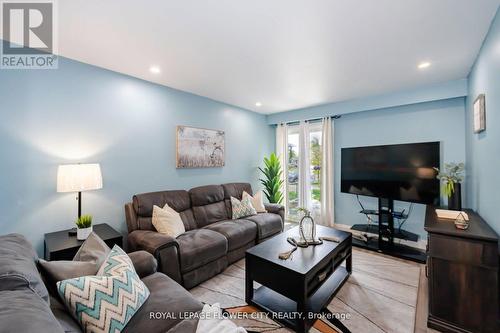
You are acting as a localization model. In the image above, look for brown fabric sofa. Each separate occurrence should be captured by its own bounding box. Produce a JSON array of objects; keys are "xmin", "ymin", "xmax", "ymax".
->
[
  {"xmin": 0, "ymin": 233, "xmax": 203, "ymax": 333},
  {"xmin": 126, "ymin": 182, "xmax": 284, "ymax": 289}
]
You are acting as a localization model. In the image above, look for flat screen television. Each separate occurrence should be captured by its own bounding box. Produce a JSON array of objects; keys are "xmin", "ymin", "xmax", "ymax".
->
[{"xmin": 341, "ymin": 142, "xmax": 440, "ymax": 205}]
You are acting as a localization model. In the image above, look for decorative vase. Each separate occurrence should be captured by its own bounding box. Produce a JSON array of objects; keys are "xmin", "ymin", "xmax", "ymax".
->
[
  {"xmin": 448, "ymin": 183, "xmax": 462, "ymax": 211},
  {"xmin": 77, "ymin": 226, "xmax": 93, "ymax": 240},
  {"xmin": 299, "ymin": 210, "xmax": 316, "ymax": 243}
]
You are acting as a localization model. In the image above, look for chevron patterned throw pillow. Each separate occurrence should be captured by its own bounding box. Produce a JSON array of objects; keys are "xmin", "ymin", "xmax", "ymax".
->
[
  {"xmin": 57, "ymin": 245, "xmax": 150, "ymax": 333},
  {"xmin": 231, "ymin": 195, "xmax": 257, "ymax": 219}
]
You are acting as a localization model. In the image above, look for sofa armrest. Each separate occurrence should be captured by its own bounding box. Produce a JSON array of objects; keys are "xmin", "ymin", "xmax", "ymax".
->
[
  {"xmin": 125, "ymin": 202, "xmax": 138, "ymax": 233},
  {"xmin": 128, "ymin": 230, "xmax": 179, "ymax": 255},
  {"xmin": 128, "ymin": 250, "xmax": 158, "ymax": 278},
  {"xmin": 264, "ymin": 203, "xmax": 285, "ymax": 230},
  {"xmin": 127, "ymin": 230, "xmax": 183, "ymax": 284}
]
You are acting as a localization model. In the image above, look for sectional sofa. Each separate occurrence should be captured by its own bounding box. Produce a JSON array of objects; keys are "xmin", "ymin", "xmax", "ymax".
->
[
  {"xmin": 125, "ymin": 182, "xmax": 285, "ymax": 289},
  {"xmin": 0, "ymin": 233, "xmax": 203, "ymax": 333}
]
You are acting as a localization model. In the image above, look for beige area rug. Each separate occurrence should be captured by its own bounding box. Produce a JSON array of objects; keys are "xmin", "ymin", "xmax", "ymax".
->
[{"xmin": 190, "ymin": 248, "xmax": 421, "ymax": 333}]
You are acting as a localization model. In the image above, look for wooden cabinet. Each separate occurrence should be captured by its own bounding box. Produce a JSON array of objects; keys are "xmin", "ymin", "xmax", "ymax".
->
[{"xmin": 425, "ymin": 208, "xmax": 499, "ymax": 333}]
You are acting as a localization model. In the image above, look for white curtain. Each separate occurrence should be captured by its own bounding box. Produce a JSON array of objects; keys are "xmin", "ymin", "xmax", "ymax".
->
[
  {"xmin": 320, "ymin": 117, "xmax": 335, "ymax": 226},
  {"xmin": 275, "ymin": 123, "xmax": 288, "ymax": 209},
  {"xmin": 298, "ymin": 121, "xmax": 311, "ymax": 212}
]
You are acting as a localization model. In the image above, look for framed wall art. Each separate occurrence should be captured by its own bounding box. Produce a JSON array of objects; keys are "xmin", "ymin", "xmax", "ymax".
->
[
  {"xmin": 176, "ymin": 126, "xmax": 225, "ymax": 168},
  {"xmin": 473, "ymin": 94, "xmax": 486, "ymax": 133}
]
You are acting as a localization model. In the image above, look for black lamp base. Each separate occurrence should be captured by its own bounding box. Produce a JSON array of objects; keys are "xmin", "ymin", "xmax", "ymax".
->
[{"xmin": 67, "ymin": 191, "xmax": 83, "ymax": 237}]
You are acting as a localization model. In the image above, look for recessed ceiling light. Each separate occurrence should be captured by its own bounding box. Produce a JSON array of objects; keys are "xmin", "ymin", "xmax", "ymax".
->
[
  {"xmin": 418, "ymin": 62, "xmax": 431, "ymax": 69},
  {"xmin": 255, "ymin": 102, "xmax": 262, "ymax": 107},
  {"xmin": 149, "ymin": 66, "xmax": 161, "ymax": 74}
]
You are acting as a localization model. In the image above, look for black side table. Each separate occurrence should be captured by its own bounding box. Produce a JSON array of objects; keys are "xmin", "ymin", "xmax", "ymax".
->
[{"xmin": 44, "ymin": 223, "xmax": 123, "ymax": 260}]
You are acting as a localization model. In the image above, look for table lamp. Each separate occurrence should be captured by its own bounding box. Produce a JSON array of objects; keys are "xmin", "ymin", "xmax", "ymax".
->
[{"xmin": 57, "ymin": 164, "xmax": 103, "ymax": 233}]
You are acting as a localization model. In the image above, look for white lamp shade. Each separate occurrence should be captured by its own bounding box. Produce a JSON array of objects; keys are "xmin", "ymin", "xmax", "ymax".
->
[{"xmin": 57, "ymin": 164, "xmax": 103, "ymax": 193}]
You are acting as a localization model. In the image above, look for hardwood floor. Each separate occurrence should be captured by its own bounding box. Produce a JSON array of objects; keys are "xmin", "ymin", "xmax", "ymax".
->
[
  {"xmin": 284, "ymin": 222, "xmax": 441, "ymax": 332},
  {"xmin": 415, "ymin": 258, "xmax": 441, "ymax": 333}
]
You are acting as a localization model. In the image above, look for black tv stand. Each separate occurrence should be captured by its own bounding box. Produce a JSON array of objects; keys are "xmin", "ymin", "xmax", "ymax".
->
[
  {"xmin": 351, "ymin": 224, "xmax": 419, "ymax": 242},
  {"xmin": 351, "ymin": 198, "xmax": 426, "ymax": 263}
]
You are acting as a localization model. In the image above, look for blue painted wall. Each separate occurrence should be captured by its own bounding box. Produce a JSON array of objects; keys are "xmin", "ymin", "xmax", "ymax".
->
[
  {"xmin": 333, "ymin": 98, "xmax": 466, "ymax": 239},
  {"xmin": 466, "ymin": 8, "xmax": 500, "ymax": 234},
  {"xmin": 0, "ymin": 57, "xmax": 274, "ymax": 255}
]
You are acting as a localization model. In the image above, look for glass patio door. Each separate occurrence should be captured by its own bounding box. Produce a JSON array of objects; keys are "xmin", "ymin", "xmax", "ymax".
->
[
  {"xmin": 285, "ymin": 122, "xmax": 322, "ymax": 221},
  {"xmin": 308, "ymin": 122, "xmax": 322, "ymax": 219},
  {"xmin": 286, "ymin": 125, "xmax": 300, "ymax": 221}
]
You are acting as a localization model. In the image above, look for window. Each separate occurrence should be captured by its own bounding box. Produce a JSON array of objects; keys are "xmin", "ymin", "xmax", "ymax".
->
[
  {"xmin": 285, "ymin": 122, "xmax": 323, "ymax": 221},
  {"xmin": 309, "ymin": 122, "xmax": 322, "ymax": 219},
  {"xmin": 286, "ymin": 125, "xmax": 300, "ymax": 220}
]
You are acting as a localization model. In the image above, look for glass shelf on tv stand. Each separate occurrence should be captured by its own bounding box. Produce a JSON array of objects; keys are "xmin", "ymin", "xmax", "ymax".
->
[{"xmin": 359, "ymin": 209, "xmax": 409, "ymax": 220}]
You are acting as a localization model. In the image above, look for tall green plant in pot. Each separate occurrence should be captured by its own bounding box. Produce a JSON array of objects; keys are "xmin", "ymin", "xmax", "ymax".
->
[
  {"xmin": 259, "ymin": 153, "xmax": 284, "ymax": 204},
  {"xmin": 434, "ymin": 162, "xmax": 465, "ymax": 211}
]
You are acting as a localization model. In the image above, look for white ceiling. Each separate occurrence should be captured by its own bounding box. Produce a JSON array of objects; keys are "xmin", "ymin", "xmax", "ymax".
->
[{"xmin": 16, "ymin": 1, "xmax": 500, "ymax": 113}]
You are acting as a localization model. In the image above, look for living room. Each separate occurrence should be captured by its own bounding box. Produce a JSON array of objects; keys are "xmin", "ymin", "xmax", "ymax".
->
[{"xmin": 0, "ymin": 1, "xmax": 499, "ymax": 333}]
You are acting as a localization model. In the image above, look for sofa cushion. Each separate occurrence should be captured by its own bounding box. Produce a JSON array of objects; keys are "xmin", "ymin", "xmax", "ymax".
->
[
  {"xmin": 204, "ymin": 219, "xmax": 257, "ymax": 251},
  {"xmin": 138, "ymin": 212, "xmax": 196, "ymax": 233},
  {"xmin": 190, "ymin": 185, "xmax": 229, "ymax": 227},
  {"xmin": 123, "ymin": 272, "xmax": 203, "ymax": 333},
  {"xmin": 136, "ymin": 217, "xmax": 156, "ymax": 231},
  {"xmin": 222, "ymin": 183, "xmax": 253, "ymax": 200},
  {"xmin": 190, "ymin": 185, "xmax": 225, "ymax": 205},
  {"xmin": 244, "ymin": 213, "xmax": 283, "ymax": 240},
  {"xmin": 181, "ymin": 257, "xmax": 228, "ymax": 289},
  {"xmin": 177, "ymin": 229, "xmax": 228, "ymax": 273},
  {"xmin": 192, "ymin": 201, "xmax": 228, "ymax": 228},
  {"xmin": 0, "ymin": 233, "xmax": 50, "ymax": 303},
  {"xmin": 50, "ymin": 294, "xmax": 82, "ymax": 333},
  {"xmin": 0, "ymin": 289, "xmax": 65, "ymax": 333},
  {"xmin": 134, "ymin": 190, "xmax": 197, "ymax": 231},
  {"xmin": 134, "ymin": 190, "xmax": 191, "ymax": 215},
  {"xmin": 222, "ymin": 182, "xmax": 253, "ymax": 218},
  {"xmin": 167, "ymin": 318, "xmax": 199, "ymax": 333}
]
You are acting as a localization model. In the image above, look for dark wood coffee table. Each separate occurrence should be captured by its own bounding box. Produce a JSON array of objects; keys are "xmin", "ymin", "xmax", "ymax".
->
[{"xmin": 245, "ymin": 225, "xmax": 352, "ymax": 333}]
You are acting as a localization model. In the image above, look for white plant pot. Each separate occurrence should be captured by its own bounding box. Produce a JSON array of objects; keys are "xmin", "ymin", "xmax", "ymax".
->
[{"xmin": 77, "ymin": 226, "xmax": 93, "ymax": 240}]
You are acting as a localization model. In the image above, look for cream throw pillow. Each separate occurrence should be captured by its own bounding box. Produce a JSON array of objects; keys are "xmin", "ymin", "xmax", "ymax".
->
[
  {"xmin": 152, "ymin": 204, "xmax": 185, "ymax": 238},
  {"xmin": 242, "ymin": 191, "xmax": 267, "ymax": 213}
]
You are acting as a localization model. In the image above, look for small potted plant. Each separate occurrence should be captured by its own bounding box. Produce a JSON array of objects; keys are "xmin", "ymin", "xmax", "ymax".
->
[
  {"xmin": 76, "ymin": 214, "xmax": 93, "ymax": 240},
  {"xmin": 434, "ymin": 162, "xmax": 465, "ymax": 211}
]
